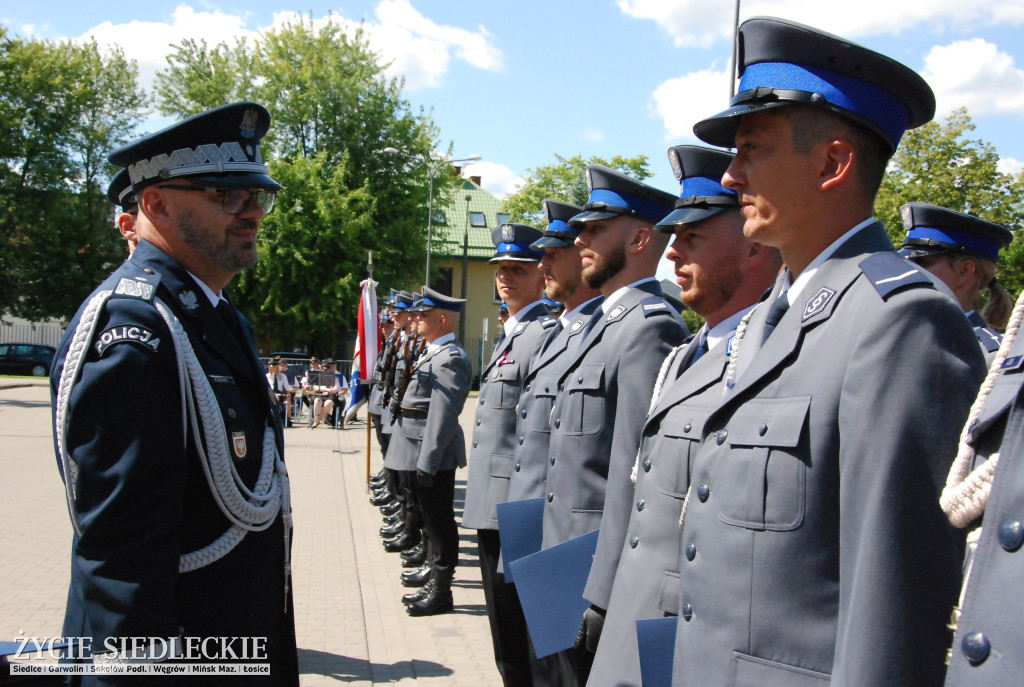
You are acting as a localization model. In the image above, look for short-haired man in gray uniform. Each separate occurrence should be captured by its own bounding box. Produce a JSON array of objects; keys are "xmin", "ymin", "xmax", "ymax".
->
[
  {"xmin": 462, "ymin": 224, "xmax": 554, "ymax": 685},
  {"xmin": 671, "ymin": 17, "xmax": 986, "ymax": 686},
  {"xmin": 586, "ymin": 145, "xmax": 781, "ymax": 687},
  {"xmin": 540, "ymin": 166, "xmax": 688, "ymax": 684}
]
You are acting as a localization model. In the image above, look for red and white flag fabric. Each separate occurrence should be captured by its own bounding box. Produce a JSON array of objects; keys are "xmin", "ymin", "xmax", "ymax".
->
[{"xmin": 355, "ymin": 278, "xmax": 379, "ymax": 381}]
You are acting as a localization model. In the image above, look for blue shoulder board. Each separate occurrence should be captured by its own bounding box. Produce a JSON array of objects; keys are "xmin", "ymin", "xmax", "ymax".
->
[
  {"xmin": 541, "ymin": 318, "xmax": 557, "ymax": 329},
  {"xmin": 977, "ymin": 326, "xmax": 1002, "ymax": 353},
  {"xmin": 859, "ymin": 252, "xmax": 933, "ymax": 301},
  {"xmin": 640, "ymin": 296, "xmax": 672, "ymax": 317},
  {"xmin": 448, "ymin": 345, "xmax": 462, "ymax": 357}
]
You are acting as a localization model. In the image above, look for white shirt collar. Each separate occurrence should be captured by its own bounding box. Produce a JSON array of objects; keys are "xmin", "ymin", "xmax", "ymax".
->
[
  {"xmin": 426, "ymin": 332, "xmax": 455, "ymax": 353},
  {"xmin": 504, "ymin": 300, "xmax": 545, "ymax": 337},
  {"xmin": 560, "ymin": 296, "xmax": 603, "ymax": 327},
  {"xmin": 603, "ymin": 277, "xmax": 658, "ymax": 312},
  {"xmin": 782, "ymin": 217, "xmax": 874, "ymax": 305},
  {"xmin": 186, "ymin": 270, "xmax": 223, "ymax": 307}
]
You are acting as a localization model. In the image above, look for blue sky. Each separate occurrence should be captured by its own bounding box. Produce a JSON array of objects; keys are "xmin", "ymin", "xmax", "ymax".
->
[{"xmin": 6, "ymin": 1, "xmax": 1024, "ymax": 205}]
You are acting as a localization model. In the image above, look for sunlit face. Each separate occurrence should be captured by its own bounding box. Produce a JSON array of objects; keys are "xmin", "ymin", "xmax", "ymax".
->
[
  {"xmin": 495, "ymin": 260, "xmax": 544, "ymax": 311},
  {"xmin": 575, "ymin": 218, "xmax": 627, "ymax": 290},
  {"xmin": 664, "ymin": 212, "xmax": 747, "ymax": 322},
  {"xmin": 415, "ymin": 308, "xmax": 443, "ymax": 340},
  {"xmin": 537, "ymin": 244, "xmax": 585, "ymax": 303},
  {"xmin": 722, "ymin": 109, "xmax": 820, "ymax": 249}
]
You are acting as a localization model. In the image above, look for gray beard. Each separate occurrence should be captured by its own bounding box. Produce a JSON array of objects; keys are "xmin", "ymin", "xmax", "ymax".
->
[{"xmin": 178, "ymin": 209, "xmax": 259, "ymax": 273}]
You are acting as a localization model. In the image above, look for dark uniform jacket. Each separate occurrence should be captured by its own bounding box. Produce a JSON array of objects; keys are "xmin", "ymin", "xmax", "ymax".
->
[
  {"xmin": 967, "ymin": 309, "xmax": 1002, "ymax": 366},
  {"xmin": 671, "ymin": 222, "xmax": 984, "ymax": 687},
  {"xmin": 945, "ymin": 320, "xmax": 1024, "ymax": 685},
  {"xmin": 368, "ymin": 330, "xmax": 398, "ymax": 416},
  {"xmin": 542, "ymin": 280, "xmax": 687, "ymax": 610},
  {"xmin": 50, "ymin": 240, "xmax": 298, "ymax": 685},
  {"xmin": 506, "ymin": 298, "xmax": 603, "ymax": 504},
  {"xmin": 391, "ymin": 337, "xmax": 472, "ymax": 475},
  {"xmin": 589, "ymin": 328, "xmax": 732, "ymax": 687},
  {"xmin": 462, "ymin": 302, "xmax": 554, "ymax": 530}
]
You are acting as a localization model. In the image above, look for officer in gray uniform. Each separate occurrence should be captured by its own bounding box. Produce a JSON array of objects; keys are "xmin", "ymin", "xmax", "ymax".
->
[
  {"xmin": 586, "ymin": 146, "xmax": 781, "ymax": 687},
  {"xmin": 899, "ymin": 202, "xmax": 1013, "ymax": 364},
  {"xmin": 51, "ymin": 102, "xmax": 298, "ymax": 684},
  {"xmin": 507, "ymin": 200, "xmax": 602, "ymax": 507},
  {"xmin": 392, "ymin": 287, "xmax": 472, "ymax": 616},
  {"xmin": 671, "ymin": 18, "xmax": 986, "ymax": 686},
  {"xmin": 540, "ymin": 166, "xmax": 688, "ymax": 684},
  {"xmin": 462, "ymin": 223, "xmax": 553, "ymax": 686},
  {"xmin": 942, "ymin": 268, "xmax": 1024, "ymax": 683}
]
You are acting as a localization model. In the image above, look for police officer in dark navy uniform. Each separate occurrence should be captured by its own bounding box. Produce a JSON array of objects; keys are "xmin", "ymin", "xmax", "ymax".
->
[
  {"xmin": 51, "ymin": 102, "xmax": 299, "ymax": 684},
  {"xmin": 899, "ymin": 202, "xmax": 1014, "ymax": 364}
]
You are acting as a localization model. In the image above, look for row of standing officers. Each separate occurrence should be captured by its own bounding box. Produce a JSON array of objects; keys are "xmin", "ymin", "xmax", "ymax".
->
[{"xmin": 369, "ymin": 15, "xmax": 1023, "ymax": 687}]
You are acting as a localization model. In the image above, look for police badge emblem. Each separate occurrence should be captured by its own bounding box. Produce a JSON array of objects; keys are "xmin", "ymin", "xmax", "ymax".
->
[
  {"xmin": 232, "ymin": 431, "xmax": 247, "ymax": 460},
  {"xmin": 502, "ymin": 224, "xmax": 515, "ymax": 242},
  {"xmin": 802, "ymin": 286, "xmax": 837, "ymax": 321},
  {"xmin": 607, "ymin": 304, "xmax": 626, "ymax": 321},
  {"xmin": 901, "ymin": 204, "xmax": 913, "ymax": 230},
  {"xmin": 239, "ymin": 108, "xmax": 258, "ymax": 139},
  {"xmin": 179, "ymin": 290, "xmax": 199, "ymax": 310}
]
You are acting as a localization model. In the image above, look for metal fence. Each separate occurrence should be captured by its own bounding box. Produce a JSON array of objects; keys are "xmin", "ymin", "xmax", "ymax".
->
[{"xmin": 0, "ymin": 319, "xmax": 66, "ymax": 347}]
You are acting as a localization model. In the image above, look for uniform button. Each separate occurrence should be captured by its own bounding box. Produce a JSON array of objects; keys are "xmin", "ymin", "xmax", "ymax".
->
[
  {"xmin": 544, "ymin": 386, "xmax": 550, "ymax": 393},
  {"xmin": 681, "ymin": 602, "xmax": 693, "ymax": 620},
  {"xmin": 636, "ymin": 499, "xmax": 645, "ymax": 512},
  {"xmin": 476, "ymin": 419, "xmax": 481, "ymax": 426},
  {"xmin": 518, "ymin": 436, "xmax": 524, "ymax": 445},
  {"xmin": 961, "ymin": 632, "xmax": 991, "ymax": 664},
  {"xmin": 577, "ymin": 375, "xmax": 583, "ymax": 383},
  {"xmin": 629, "ymin": 536, "xmax": 639, "ymax": 548},
  {"xmin": 227, "ymin": 408, "xmax": 237, "ymax": 419},
  {"xmin": 558, "ymin": 383, "xmax": 564, "ymax": 391},
  {"xmin": 525, "ymin": 383, "xmax": 531, "ymax": 392},
  {"xmin": 683, "ymin": 423, "xmax": 692, "ymax": 433},
  {"xmin": 143, "ymin": 268, "xmax": 155, "ymax": 274},
  {"xmin": 473, "ymin": 440, "xmax": 478, "ymax": 448},
  {"xmin": 550, "ymin": 456, "xmax": 556, "ymax": 466},
  {"xmin": 642, "ymin": 459, "xmax": 652, "ymax": 473},
  {"xmin": 758, "ymin": 424, "xmax": 768, "ymax": 436},
  {"xmin": 998, "ymin": 520, "xmax": 1024, "ymax": 551},
  {"xmin": 554, "ymin": 418, "xmax": 561, "ymax": 429},
  {"xmin": 479, "ymin": 398, "xmax": 485, "ymax": 405},
  {"xmin": 697, "ymin": 484, "xmax": 710, "ymax": 502},
  {"xmin": 685, "ymin": 543, "xmax": 696, "ymax": 561},
  {"xmin": 547, "ymin": 493, "xmax": 554, "ymax": 503},
  {"xmin": 514, "ymin": 463, "xmax": 521, "ymax": 472},
  {"xmin": 521, "ymin": 409, "xmax": 528, "ymax": 419},
  {"xmin": 716, "ymin": 429, "xmax": 728, "ymax": 445}
]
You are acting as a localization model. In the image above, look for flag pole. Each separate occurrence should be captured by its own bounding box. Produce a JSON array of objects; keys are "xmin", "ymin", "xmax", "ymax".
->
[{"xmin": 365, "ymin": 250, "xmax": 374, "ymax": 486}]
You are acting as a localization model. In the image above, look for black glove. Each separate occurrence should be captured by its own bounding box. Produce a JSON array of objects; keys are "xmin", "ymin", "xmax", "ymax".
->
[
  {"xmin": 574, "ymin": 604, "xmax": 606, "ymax": 654},
  {"xmin": 416, "ymin": 469, "xmax": 435, "ymax": 488}
]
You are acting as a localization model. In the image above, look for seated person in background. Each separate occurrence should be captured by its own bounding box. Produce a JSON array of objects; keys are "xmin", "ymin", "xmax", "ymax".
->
[
  {"xmin": 310, "ymin": 358, "xmax": 349, "ymax": 429},
  {"xmin": 266, "ymin": 357, "xmax": 297, "ymax": 425}
]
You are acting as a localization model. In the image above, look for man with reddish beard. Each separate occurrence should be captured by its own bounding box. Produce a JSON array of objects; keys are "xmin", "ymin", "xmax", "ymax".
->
[
  {"xmin": 51, "ymin": 103, "xmax": 298, "ymax": 684},
  {"xmin": 463, "ymin": 223, "xmax": 554, "ymax": 685},
  {"xmin": 586, "ymin": 146, "xmax": 780, "ymax": 687},
  {"xmin": 537, "ymin": 166, "xmax": 687, "ymax": 685}
]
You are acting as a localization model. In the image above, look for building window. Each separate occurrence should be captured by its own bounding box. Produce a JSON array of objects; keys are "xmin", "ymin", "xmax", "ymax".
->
[
  {"xmin": 497, "ymin": 213, "xmax": 509, "ymax": 225},
  {"xmin": 470, "ymin": 212, "xmax": 487, "ymax": 227}
]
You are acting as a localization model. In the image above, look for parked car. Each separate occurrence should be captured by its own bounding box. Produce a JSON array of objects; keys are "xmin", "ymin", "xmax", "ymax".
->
[{"xmin": 0, "ymin": 343, "xmax": 57, "ymax": 377}]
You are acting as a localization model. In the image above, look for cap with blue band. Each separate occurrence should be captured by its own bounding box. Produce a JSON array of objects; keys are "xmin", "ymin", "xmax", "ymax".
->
[
  {"xmin": 657, "ymin": 145, "xmax": 739, "ymax": 231},
  {"xmin": 412, "ymin": 285, "xmax": 466, "ymax": 312},
  {"xmin": 532, "ymin": 199, "xmax": 584, "ymax": 250},
  {"xmin": 899, "ymin": 202, "xmax": 1012, "ymax": 263},
  {"xmin": 570, "ymin": 165, "xmax": 676, "ymax": 227},
  {"xmin": 490, "ymin": 224, "xmax": 545, "ymax": 263}
]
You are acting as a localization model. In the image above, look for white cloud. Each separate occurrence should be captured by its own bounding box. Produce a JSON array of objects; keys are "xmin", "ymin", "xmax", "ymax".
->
[
  {"xmin": 922, "ymin": 39, "xmax": 1024, "ymax": 118},
  {"xmin": 579, "ymin": 127, "xmax": 604, "ymax": 142},
  {"xmin": 464, "ymin": 161, "xmax": 524, "ymax": 200},
  {"xmin": 617, "ymin": 0, "xmax": 1024, "ymax": 47},
  {"xmin": 998, "ymin": 157, "xmax": 1024, "ymax": 177},
  {"xmin": 70, "ymin": 1, "xmax": 501, "ymax": 96},
  {"xmin": 650, "ymin": 66, "xmax": 732, "ymax": 142}
]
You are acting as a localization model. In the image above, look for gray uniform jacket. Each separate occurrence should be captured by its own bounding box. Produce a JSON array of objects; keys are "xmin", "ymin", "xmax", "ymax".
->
[
  {"xmin": 671, "ymin": 222, "xmax": 985, "ymax": 687},
  {"xmin": 588, "ymin": 331, "xmax": 731, "ymax": 687},
  {"xmin": 462, "ymin": 303, "xmax": 555, "ymax": 530},
  {"xmin": 390, "ymin": 339, "xmax": 472, "ymax": 475},
  {"xmin": 944, "ymin": 323, "xmax": 1024, "ymax": 685},
  {"xmin": 507, "ymin": 298, "xmax": 604, "ymax": 504},
  {"xmin": 542, "ymin": 280, "xmax": 687, "ymax": 610}
]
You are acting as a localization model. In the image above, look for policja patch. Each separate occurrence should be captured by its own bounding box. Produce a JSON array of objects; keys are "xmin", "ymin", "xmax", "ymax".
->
[{"xmin": 94, "ymin": 325, "xmax": 161, "ymax": 356}]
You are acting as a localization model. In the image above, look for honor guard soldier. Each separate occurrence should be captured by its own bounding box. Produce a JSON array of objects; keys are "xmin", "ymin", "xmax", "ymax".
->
[
  {"xmin": 462, "ymin": 223, "xmax": 553, "ymax": 686},
  {"xmin": 51, "ymin": 102, "xmax": 299, "ymax": 683},
  {"xmin": 369, "ymin": 289, "xmax": 400, "ymax": 456},
  {"xmin": 587, "ymin": 146, "xmax": 781, "ymax": 687},
  {"xmin": 671, "ymin": 18, "xmax": 986, "ymax": 686},
  {"xmin": 899, "ymin": 202, "xmax": 1014, "ymax": 364},
  {"xmin": 539, "ymin": 166, "xmax": 688, "ymax": 684},
  {"xmin": 107, "ymin": 167, "xmax": 140, "ymax": 254},
  {"xmin": 391, "ymin": 287, "xmax": 472, "ymax": 616}
]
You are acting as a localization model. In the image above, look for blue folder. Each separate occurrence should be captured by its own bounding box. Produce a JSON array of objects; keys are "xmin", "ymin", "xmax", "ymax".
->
[
  {"xmin": 509, "ymin": 529, "xmax": 599, "ymax": 657},
  {"xmin": 495, "ymin": 497, "xmax": 545, "ymax": 582},
  {"xmin": 636, "ymin": 617, "xmax": 677, "ymax": 687}
]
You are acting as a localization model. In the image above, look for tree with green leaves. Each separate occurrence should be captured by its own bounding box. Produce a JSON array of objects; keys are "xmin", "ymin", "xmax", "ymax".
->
[
  {"xmin": 0, "ymin": 26, "xmax": 146, "ymax": 321},
  {"xmin": 502, "ymin": 153, "xmax": 652, "ymax": 226},
  {"xmin": 875, "ymin": 107, "xmax": 1024, "ymax": 298},
  {"xmin": 154, "ymin": 14, "xmax": 449, "ymax": 355}
]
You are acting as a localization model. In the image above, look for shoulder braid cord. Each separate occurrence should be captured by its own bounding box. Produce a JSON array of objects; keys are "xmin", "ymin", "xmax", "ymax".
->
[{"xmin": 56, "ymin": 292, "xmax": 292, "ymax": 605}]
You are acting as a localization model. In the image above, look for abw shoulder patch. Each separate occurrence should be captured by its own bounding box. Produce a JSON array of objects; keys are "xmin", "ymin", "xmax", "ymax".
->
[{"xmin": 114, "ymin": 277, "xmax": 156, "ymax": 302}]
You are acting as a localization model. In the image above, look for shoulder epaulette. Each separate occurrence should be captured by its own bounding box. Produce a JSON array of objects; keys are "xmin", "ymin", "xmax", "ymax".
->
[
  {"xmin": 541, "ymin": 318, "xmax": 557, "ymax": 329},
  {"xmin": 977, "ymin": 326, "xmax": 1002, "ymax": 353},
  {"xmin": 110, "ymin": 266, "xmax": 161, "ymax": 303},
  {"xmin": 859, "ymin": 252, "xmax": 934, "ymax": 301},
  {"xmin": 640, "ymin": 296, "xmax": 673, "ymax": 318},
  {"xmin": 448, "ymin": 345, "xmax": 462, "ymax": 357}
]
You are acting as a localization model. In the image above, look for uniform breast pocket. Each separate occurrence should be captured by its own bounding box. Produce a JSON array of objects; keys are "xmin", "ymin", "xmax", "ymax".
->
[
  {"xmin": 491, "ymin": 363, "xmax": 522, "ymax": 409},
  {"xmin": 716, "ymin": 396, "xmax": 811, "ymax": 532},
  {"xmin": 410, "ymin": 370, "xmax": 433, "ymax": 395},
  {"xmin": 529, "ymin": 373, "xmax": 560, "ymax": 435},
  {"xmin": 562, "ymin": 363, "xmax": 605, "ymax": 436},
  {"xmin": 657, "ymin": 406, "xmax": 715, "ymax": 498}
]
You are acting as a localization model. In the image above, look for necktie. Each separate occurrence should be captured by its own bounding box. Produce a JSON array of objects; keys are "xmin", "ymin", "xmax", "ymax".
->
[
  {"xmin": 273, "ymin": 375, "xmax": 280, "ymax": 392},
  {"xmin": 761, "ymin": 296, "xmax": 791, "ymax": 345},
  {"xmin": 216, "ymin": 300, "xmax": 243, "ymax": 342},
  {"xmin": 688, "ymin": 331, "xmax": 709, "ymax": 368},
  {"xmin": 540, "ymin": 319, "xmax": 565, "ymax": 354}
]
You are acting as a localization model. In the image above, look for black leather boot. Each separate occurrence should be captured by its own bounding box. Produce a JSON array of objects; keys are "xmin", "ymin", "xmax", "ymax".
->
[
  {"xmin": 381, "ymin": 512, "xmax": 402, "ymax": 526},
  {"xmin": 384, "ymin": 531, "xmax": 420, "ymax": 552},
  {"xmin": 402, "ymin": 579, "xmax": 434, "ymax": 605},
  {"xmin": 401, "ymin": 563, "xmax": 432, "ymax": 587},
  {"xmin": 369, "ymin": 490, "xmax": 394, "ymax": 506},
  {"xmin": 407, "ymin": 567, "xmax": 454, "ymax": 616},
  {"xmin": 401, "ymin": 549, "xmax": 426, "ymax": 568},
  {"xmin": 379, "ymin": 521, "xmax": 404, "ymax": 538},
  {"xmin": 379, "ymin": 501, "xmax": 401, "ymax": 516}
]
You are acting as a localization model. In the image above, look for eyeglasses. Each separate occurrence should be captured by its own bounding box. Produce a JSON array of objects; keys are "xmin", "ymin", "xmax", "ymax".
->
[{"xmin": 158, "ymin": 185, "xmax": 276, "ymax": 214}]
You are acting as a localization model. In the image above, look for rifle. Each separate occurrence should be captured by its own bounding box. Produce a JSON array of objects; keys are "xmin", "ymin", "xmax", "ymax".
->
[
  {"xmin": 380, "ymin": 332, "xmax": 402, "ymax": 406},
  {"xmin": 390, "ymin": 334, "xmax": 426, "ymax": 425}
]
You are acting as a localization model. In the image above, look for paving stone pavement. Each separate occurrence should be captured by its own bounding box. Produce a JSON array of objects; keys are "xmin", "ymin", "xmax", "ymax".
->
[{"xmin": 0, "ymin": 381, "xmax": 502, "ymax": 685}]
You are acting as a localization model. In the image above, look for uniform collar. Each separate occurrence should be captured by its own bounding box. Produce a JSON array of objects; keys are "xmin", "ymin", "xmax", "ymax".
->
[{"xmin": 783, "ymin": 217, "xmax": 875, "ymax": 305}]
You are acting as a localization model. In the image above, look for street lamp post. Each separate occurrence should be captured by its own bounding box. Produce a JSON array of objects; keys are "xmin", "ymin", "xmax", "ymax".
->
[
  {"xmin": 459, "ymin": 193, "xmax": 472, "ymax": 345},
  {"xmin": 382, "ymin": 148, "xmax": 481, "ymax": 287}
]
